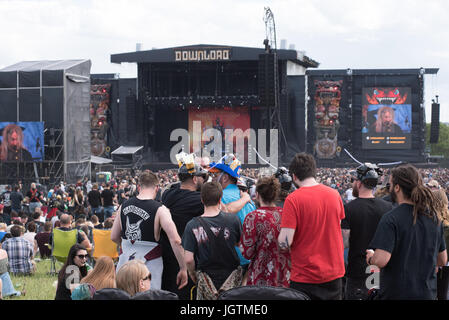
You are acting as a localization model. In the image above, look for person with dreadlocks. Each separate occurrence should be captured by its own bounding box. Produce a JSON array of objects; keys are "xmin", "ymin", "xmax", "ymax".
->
[{"xmin": 366, "ymin": 164, "xmax": 448, "ymax": 299}]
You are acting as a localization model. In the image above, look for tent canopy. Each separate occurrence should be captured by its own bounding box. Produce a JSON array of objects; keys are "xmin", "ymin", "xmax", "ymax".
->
[
  {"xmin": 91, "ymin": 155, "xmax": 113, "ymax": 165},
  {"xmin": 111, "ymin": 146, "xmax": 143, "ymax": 155}
]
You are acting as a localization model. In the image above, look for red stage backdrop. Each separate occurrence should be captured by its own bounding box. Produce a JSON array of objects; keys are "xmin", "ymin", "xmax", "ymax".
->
[{"xmin": 188, "ymin": 106, "xmax": 250, "ymax": 158}]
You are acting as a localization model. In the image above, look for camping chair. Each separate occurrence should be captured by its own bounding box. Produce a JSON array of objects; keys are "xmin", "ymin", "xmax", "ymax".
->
[
  {"xmin": 49, "ymin": 228, "xmax": 78, "ymax": 275},
  {"xmin": 91, "ymin": 229, "xmax": 119, "ymax": 264}
]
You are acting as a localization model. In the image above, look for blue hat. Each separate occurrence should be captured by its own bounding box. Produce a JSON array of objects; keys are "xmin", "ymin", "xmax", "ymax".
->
[{"xmin": 209, "ymin": 154, "xmax": 241, "ymax": 178}]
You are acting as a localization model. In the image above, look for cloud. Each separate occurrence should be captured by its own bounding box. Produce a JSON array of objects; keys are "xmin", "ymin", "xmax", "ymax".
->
[{"xmin": 0, "ymin": 0, "xmax": 447, "ymax": 122}]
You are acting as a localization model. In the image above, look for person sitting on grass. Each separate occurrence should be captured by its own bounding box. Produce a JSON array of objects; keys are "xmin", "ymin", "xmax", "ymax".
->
[
  {"xmin": 55, "ymin": 243, "xmax": 90, "ymax": 300},
  {"xmin": 0, "ymin": 223, "xmax": 7, "ymax": 242},
  {"xmin": 2, "ymin": 225, "xmax": 35, "ymax": 276},
  {"xmin": 0, "ymin": 239, "xmax": 25, "ymax": 298},
  {"xmin": 90, "ymin": 215, "xmax": 103, "ymax": 230},
  {"xmin": 34, "ymin": 221, "xmax": 52, "ymax": 259},
  {"xmin": 116, "ymin": 259, "xmax": 151, "ymax": 297},
  {"xmin": 80, "ymin": 256, "xmax": 116, "ymax": 291}
]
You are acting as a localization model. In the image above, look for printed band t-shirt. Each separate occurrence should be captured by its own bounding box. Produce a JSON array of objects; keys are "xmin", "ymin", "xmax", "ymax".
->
[{"xmin": 120, "ymin": 197, "xmax": 162, "ymax": 243}]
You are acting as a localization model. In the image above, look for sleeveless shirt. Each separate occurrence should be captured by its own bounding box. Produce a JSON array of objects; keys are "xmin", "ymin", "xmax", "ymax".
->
[{"xmin": 120, "ymin": 197, "xmax": 162, "ymax": 243}]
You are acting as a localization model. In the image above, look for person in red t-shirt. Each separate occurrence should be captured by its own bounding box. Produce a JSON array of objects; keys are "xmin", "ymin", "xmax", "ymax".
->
[{"xmin": 278, "ymin": 153, "xmax": 345, "ymax": 300}]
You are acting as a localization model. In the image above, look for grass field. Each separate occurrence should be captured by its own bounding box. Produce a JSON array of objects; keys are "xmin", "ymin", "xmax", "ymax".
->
[{"xmin": 4, "ymin": 259, "xmax": 63, "ymax": 300}]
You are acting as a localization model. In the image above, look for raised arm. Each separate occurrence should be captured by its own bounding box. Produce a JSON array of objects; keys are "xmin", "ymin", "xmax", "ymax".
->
[{"xmin": 221, "ymin": 192, "xmax": 251, "ymax": 214}]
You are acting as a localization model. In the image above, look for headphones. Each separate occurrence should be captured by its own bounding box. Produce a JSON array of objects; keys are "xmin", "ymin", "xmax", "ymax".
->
[
  {"xmin": 274, "ymin": 167, "xmax": 293, "ymax": 191},
  {"xmin": 353, "ymin": 163, "xmax": 383, "ymax": 188}
]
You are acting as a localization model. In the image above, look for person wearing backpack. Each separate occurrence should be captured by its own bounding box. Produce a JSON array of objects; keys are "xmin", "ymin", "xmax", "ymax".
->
[{"xmin": 182, "ymin": 181, "xmax": 243, "ymax": 300}]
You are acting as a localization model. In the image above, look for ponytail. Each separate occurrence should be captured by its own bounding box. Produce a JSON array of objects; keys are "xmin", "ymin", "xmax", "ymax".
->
[{"xmin": 392, "ymin": 164, "xmax": 440, "ymax": 225}]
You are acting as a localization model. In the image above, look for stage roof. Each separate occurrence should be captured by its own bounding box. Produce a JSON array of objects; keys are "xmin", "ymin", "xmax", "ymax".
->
[
  {"xmin": 306, "ymin": 68, "xmax": 439, "ymax": 76},
  {"xmin": 111, "ymin": 44, "xmax": 319, "ymax": 68},
  {"xmin": 0, "ymin": 60, "xmax": 90, "ymax": 72},
  {"xmin": 111, "ymin": 146, "xmax": 144, "ymax": 155}
]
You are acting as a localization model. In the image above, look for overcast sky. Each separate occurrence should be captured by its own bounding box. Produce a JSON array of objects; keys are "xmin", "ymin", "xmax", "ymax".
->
[{"xmin": 0, "ymin": 0, "xmax": 446, "ymax": 122}]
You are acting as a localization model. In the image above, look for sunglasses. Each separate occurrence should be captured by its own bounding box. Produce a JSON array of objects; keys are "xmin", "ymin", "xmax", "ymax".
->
[
  {"xmin": 77, "ymin": 254, "xmax": 89, "ymax": 260},
  {"xmin": 142, "ymin": 273, "xmax": 152, "ymax": 281}
]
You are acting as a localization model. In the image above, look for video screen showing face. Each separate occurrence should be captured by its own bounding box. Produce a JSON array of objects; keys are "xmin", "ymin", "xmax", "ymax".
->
[
  {"xmin": 0, "ymin": 122, "xmax": 44, "ymax": 162},
  {"xmin": 362, "ymin": 87, "xmax": 412, "ymax": 149}
]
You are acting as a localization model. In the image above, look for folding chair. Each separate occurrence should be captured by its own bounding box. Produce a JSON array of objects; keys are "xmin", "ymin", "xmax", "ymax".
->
[
  {"xmin": 49, "ymin": 228, "xmax": 78, "ymax": 275},
  {"xmin": 91, "ymin": 229, "xmax": 119, "ymax": 264}
]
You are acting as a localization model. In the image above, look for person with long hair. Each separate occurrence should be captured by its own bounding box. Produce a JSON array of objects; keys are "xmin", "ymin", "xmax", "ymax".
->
[
  {"xmin": 369, "ymin": 106, "xmax": 404, "ymax": 135},
  {"xmin": 0, "ymin": 124, "xmax": 32, "ymax": 162},
  {"xmin": 55, "ymin": 244, "xmax": 90, "ymax": 300},
  {"xmin": 116, "ymin": 259, "xmax": 151, "ymax": 297},
  {"xmin": 74, "ymin": 188, "xmax": 85, "ymax": 219},
  {"xmin": 366, "ymin": 164, "xmax": 448, "ymax": 299},
  {"xmin": 80, "ymin": 256, "xmax": 116, "ymax": 290},
  {"xmin": 433, "ymin": 189, "xmax": 449, "ymax": 300},
  {"xmin": 241, "ymin": 176, "xmax": 290, "ymax": 287}
]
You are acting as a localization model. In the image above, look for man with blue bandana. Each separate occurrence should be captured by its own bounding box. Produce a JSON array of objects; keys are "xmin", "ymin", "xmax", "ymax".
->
[{"xmin": 208, "ymin": 154, "xmax": 256, "ymax": 271}]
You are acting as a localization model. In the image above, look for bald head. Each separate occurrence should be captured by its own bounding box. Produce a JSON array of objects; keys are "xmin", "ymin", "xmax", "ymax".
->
[{"xmin": 60, "ymin": 214, "xmax": 72, "ymax": 227}]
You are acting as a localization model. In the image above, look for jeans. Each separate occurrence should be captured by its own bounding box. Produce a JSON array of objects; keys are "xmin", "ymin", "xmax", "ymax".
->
[
  {"xmin": 0, "ymin": 272, "xmax": 21, "ymax": 297},
  {"xmin": 91, "ymin": 206, "xmax": 102, "ymax": 216},
  {"xmin": 103, "ymin": 206, "xmax": 115, "ymax": 220}
]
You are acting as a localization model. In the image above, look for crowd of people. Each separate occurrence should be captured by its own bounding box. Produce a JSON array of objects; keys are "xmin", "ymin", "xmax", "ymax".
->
[{"xmin": 0, "ymin": 153, "xmax": 448, "ymax": 300}]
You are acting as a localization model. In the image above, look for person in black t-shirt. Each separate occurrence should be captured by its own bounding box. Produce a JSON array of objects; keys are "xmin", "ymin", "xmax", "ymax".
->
[
  {"xmin": 87, "ymin": 184, "xmax": 103, "ymax": 221},
  {"xmin": 101, "ymin": 183, "xmax": 115, "ymax": 220},
  {"xmin": 117, "ymin": 182, "xmax": 129, "ymax": 206},
  {"xmin": 160, "ymin": 162, "xmax": 207, "ymax": 299},
  {"xmin": 10, "ymin": 185, "xmax": 24, "ymax": 214},
  {"xmin": 341, "ymin": 163, "xmax": 393, "ymax": 300},
  {"xmin": 366, "ymin": 164, "xmax": 448, "ymax": 300},
  {"xmin": 182, "ymin": 182, "xmax": 242, "ymax": 300}
]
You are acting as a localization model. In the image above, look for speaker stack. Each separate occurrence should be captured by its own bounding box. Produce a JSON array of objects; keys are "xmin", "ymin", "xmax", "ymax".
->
[
  {"xmin": 430, "ymin": 100, "xmax": 440, "ymax": 144},
  {"xmin": 258, "ymin": 53, "xmax": 276, "ymax": 107}
]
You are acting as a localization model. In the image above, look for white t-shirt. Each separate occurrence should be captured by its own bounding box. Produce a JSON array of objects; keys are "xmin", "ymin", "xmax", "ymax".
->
[
  {"xmin": 345, "ymin": 188, "xmax": 355, "ymax": 202},
  {"xmin": 22, "ymin": 232, "xmax": 36, "ymax": 247},
  {"xmin": 51, "ymin": 216, "xmax": 59, "ymax": 228}
]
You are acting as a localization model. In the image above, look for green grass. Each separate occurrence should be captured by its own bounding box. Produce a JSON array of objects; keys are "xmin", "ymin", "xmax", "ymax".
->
[{"xmin": 4, "ymin": 258, "xmax": 63, "ymax": 300}]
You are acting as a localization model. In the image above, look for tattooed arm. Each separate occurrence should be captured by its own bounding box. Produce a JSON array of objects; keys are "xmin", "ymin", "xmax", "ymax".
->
[{"xmin": 278, "ymin": 227, "xmax": 295, "ymax": 252}]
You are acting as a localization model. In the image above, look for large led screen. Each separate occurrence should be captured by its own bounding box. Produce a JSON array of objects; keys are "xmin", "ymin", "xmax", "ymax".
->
[
  {"xmin": 362, "ymin": 87, "xmax": 412, "ymax": 149},
  {"xmin": 0, "ymin": 122, "xmax": 44, "ymax": 162},
  {"xmin": 188, "ymin": 106, "xmax": 250, "ymax": 159}
]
